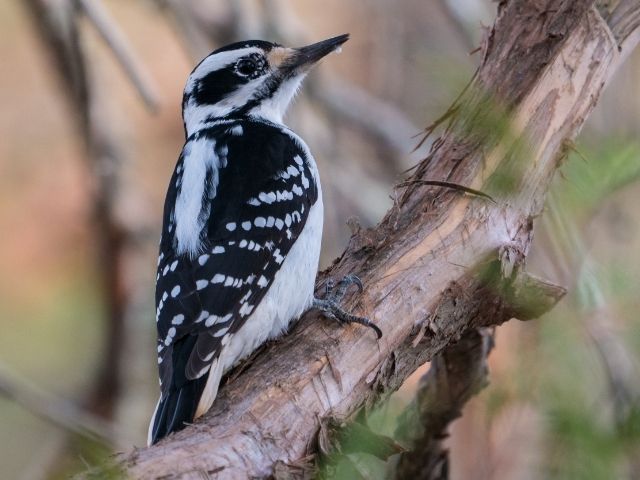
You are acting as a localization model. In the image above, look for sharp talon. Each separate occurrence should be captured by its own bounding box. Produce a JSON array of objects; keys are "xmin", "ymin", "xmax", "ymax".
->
[
  {"xmin": 344, "ymin": 313, "xmax": 383, "ymax": 339},
  {"xmin": 344, "ymin": 314, "xmax": 382, "ymax": 340},
  {"xmin": 351, "ymin": 275, "xmax": 364, "ymax": 292},
  {"xmin": 368, "ymin": 321, "xmax": 383, "ymax": 339}
]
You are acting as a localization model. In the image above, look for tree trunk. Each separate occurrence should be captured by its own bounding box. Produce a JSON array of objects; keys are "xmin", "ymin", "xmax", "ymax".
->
[{"xmin": 118, "ymin": 1, "xmax": 640, "ymax": 478}]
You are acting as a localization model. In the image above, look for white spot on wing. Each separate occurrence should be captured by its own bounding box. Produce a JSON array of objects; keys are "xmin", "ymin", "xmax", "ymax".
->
[
  {"xmin": 171, "ymin": 285, "xmax": 181, "ymax": 297},
  {"xmin": 213, "ymin": 327, "xmax": 229, "ymax": 337},
  {"xmin": 240, "ymin": 290, "xmax": 252, "ymax": 303},
  {"xmin": 196, "ymin": 364, "xmax": 211, "ymax": 378},
  {"xmin": 259, "ymin": 192, "xmax": 276, "ymax": 204},
  {"xmin": 239, "ymin": 303, "xmax": 254, "ymax": 317}
]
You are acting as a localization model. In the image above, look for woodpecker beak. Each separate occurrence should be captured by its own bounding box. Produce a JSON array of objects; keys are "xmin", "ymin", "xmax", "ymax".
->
[{"xmin": 273, "ymin": 34, "xmax": 349, "ymax": 76}]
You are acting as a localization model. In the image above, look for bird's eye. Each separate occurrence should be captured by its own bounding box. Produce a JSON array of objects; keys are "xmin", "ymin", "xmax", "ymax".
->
[{"xmin": 236, "ymin": 58, "xmax": 257, "ymax": 76}]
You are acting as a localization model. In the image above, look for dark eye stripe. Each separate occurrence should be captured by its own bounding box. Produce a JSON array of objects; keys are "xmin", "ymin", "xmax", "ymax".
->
[
  {"xmin": 190, "ymin": 68, "xmax": 249, "ymax": 105},
  {"xmin": 189, "ymin": 54, "xmax": 268, "ymax": 106}
]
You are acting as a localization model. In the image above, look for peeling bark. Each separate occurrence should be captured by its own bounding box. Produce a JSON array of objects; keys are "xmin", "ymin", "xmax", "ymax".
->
[{"xmin": 117, "ymin": 1, "xmax": 640, "ymax": 478}]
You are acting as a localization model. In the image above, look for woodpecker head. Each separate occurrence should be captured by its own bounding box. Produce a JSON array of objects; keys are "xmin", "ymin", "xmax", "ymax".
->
[{"xmin": 181, "ymin": 34, "xmax": 349, "ymax": 134}]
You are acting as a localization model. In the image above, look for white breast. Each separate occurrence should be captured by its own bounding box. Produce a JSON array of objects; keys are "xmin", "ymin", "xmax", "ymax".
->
[{"xmin": 222, "ymin": 195, "xmax": 323, "ymax": 369}]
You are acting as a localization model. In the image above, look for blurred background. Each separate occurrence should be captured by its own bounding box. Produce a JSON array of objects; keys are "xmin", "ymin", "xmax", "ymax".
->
[{"xmin": 1, "ymin": 1, "xmax": 639, "ymax": 478}]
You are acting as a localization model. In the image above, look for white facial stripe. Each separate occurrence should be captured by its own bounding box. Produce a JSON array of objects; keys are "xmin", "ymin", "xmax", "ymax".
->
[{"xmin": 185, "ymin": 48, "xmax": 263, "ymax": 94}]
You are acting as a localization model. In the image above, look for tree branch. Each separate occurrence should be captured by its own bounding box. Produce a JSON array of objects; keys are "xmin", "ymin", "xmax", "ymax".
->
[
  {"xmin": 391, "ymin": 328, "xmax": 494, "ymax": 480},
  {"xmin": 117, "ymin": 1, "xmax": 640, "ymax": 478}
]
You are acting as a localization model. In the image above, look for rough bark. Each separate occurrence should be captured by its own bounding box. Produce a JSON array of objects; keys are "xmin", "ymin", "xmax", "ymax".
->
[{"xmin": 120, "ymin": 1, "xmax": 640, "ymax": 478}]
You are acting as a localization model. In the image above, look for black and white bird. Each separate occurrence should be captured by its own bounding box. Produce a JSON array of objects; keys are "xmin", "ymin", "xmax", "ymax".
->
[{"xmin": 148, "ymin": 34, "xmax": 381, "ymax": 445}]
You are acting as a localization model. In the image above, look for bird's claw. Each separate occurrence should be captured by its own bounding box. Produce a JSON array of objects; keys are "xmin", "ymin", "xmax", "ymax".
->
[{"xmin": 313, "ymin": 275, "xmax": 382, "ymax": 339}]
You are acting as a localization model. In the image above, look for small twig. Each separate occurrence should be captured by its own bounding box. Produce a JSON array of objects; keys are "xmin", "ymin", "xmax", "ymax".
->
[
  {"xmin": 76, "ymin": 0, "xmax": 160, "ymax": 112},
  {"xmin": 411, "ymin": 69, "xmax": 477, "ymax": 154},
  {"xmin": 397, "ymin": 179, "xmax": 496, "ymax": 203}
]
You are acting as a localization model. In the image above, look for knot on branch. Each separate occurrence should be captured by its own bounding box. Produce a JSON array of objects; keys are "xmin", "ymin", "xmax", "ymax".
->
[{"xmin": 427, "ymin": 250, "xmax": 566, "ymax": 337}]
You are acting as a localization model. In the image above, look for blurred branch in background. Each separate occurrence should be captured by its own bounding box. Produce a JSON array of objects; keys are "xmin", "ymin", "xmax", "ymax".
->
[
  {"xmin": 20, "ymin": 0, "xmax": 158, "ymax": 470},
  {"xmin": 77, "ymin": 0, "xmax": 160, "ymax": 111},
  {"xmin": 540, "ymin": 184, "xmax": 640, "ymax": 474},
  {"xmin": 0, "ymin": 360, "xmax": 120, "ymax": 444}
]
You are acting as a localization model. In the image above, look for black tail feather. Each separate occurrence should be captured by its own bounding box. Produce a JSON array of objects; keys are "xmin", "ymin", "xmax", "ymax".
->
[{"xmin": 150, "ymin": 376, "xmax": 207, "ymax": 445}]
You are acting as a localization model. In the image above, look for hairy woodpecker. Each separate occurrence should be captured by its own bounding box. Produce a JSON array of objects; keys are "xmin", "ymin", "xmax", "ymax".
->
[{"xmin": 148, "ymin": 34, "xmax": 381, "ymax": 446}]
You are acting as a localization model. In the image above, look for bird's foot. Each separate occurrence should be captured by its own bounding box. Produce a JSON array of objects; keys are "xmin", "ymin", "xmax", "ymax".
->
[{"xmin": 312, "ymin": 274, "xmax": 382, "ymax": 339}]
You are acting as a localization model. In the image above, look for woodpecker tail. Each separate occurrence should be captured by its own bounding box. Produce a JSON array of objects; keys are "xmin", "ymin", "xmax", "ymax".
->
[
  {"xmin": 147, "ymin": 350, "xmax": 230, "ymax": 446},
  {"xmin": 147, "ymin": 376, "xmax": 207, "ymax": 446}
]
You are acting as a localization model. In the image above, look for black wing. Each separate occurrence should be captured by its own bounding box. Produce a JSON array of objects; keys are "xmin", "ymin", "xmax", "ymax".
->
[{"xmin": 154, "ymin": 120, "xmax": 318, "ymax": 411}]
